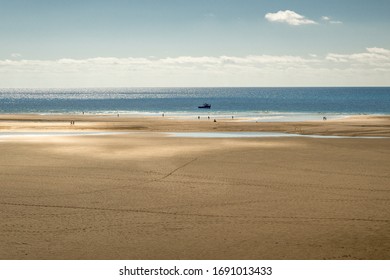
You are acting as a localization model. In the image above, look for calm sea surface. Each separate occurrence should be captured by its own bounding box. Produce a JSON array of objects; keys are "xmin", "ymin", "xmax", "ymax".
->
[{"xmin": 1, "ymin": 87, "xmax": 389, "ymax": 121}]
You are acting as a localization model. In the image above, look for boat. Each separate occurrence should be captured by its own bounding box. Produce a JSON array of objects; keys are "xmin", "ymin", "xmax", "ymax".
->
[{"xmin": 198, "ymin": 103, "xmax": 211, "ymax": 109}]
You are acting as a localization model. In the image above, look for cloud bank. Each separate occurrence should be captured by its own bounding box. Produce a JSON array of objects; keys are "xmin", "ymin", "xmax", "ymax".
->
[
  {"xmin": 0, "ymin": 48, "xmax": 389, "ymax": 87},
  {"xmin": 265, "ymin": 10, "xmax": 317, "ymax": 26},
  {"xmin": 326, "ymin": 47, "xmax": 390, "ymax": 66}
]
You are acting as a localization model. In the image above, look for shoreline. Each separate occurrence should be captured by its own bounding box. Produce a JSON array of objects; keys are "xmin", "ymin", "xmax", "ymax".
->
[
  {"xmin": 0, "ymin": 114, "xmax": 389, "ymax": 137},
  {"xmin": 2, "ymin": 111, "xmax": 387, "ymax": 120}
]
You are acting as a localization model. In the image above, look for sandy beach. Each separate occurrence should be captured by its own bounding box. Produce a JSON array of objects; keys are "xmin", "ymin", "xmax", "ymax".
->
[{"xmin": 0, "ymin": 114, "xmax": 389, "ymax": 259}]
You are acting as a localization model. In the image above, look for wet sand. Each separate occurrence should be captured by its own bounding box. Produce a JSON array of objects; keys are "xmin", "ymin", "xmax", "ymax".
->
[{"xmin": 0, "ymin": 114, "xmax": 389, "ymax": 259}]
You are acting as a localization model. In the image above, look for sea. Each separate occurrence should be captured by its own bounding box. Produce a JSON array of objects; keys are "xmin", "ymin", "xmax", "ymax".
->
[{"xmin": 0, "ymin": 87, "xmax": 389, "ymax": 122}]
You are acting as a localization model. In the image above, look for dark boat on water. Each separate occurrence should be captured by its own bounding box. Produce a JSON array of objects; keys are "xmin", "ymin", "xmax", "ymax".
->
[{"xmin": 198, "ymin": 103, "xmax": 211, "ymax": 109}]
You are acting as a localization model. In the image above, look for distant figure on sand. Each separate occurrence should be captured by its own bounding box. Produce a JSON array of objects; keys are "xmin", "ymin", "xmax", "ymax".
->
[
  {"xmin": 208, "ymin": 116, "xmax": 210, "ymax": 119},
  {"xmin": 323, "ymin": 116, "xmax": 327, "ymax": 121},
  {"xmin": 198, "ymin": 116, "xmax": 200, "ymax": 119},
  {"xmin": 117, "ymin": 114, "xmax": 119, "ymax": 117},
  {"xmin": 214, "ymin": 119, "xmax": 217, "ymax": 122},
  {"xmin": 162, "ymin": 113, "xmax": 164, "ymax": 117}
]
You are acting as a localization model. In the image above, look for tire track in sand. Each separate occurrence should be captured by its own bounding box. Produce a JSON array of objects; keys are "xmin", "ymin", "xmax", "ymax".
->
[{"xmin": 1, "ymin": 201, "xmax": 389, "ymax": 224}]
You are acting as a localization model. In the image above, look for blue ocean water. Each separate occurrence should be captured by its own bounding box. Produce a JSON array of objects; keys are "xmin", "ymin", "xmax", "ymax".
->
[{"xmin": 0, "ymin": 87, "xmax": 389, "ymax": 121}]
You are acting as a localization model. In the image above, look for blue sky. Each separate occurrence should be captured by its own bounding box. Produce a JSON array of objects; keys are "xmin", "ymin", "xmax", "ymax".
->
[{"xmin": 1, "ymin": 0, "xmax": 389, "ymax": 87}]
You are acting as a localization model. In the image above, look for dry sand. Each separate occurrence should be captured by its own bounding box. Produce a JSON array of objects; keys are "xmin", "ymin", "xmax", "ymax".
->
[{"xmin": 0, "ymin": 114, "xmax": 389, "ymax": 259}]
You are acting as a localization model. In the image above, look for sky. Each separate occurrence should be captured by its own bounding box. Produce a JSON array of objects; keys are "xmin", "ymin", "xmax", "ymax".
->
[{"xmin": 0, "ymin": 0, "xmax": 389, "ymax": 87}]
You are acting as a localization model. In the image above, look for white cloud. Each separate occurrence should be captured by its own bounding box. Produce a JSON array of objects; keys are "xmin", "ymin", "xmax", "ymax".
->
[
  {"xmin": 0, "ymin": 55, "xmax": 319, "ymax": 70},
  {"xmin": 321, "ymin": 16, "xmax": 342, "ymax": 24},
  {"xmin": 326, "ymin": 47, "xmax": 390, "ymax": 66},
  {"xmin": 11, "ymin": 53, "xmax": 22, "ymax": 58},
  {"xmin": 265, "ymin": 10, "xmax": 317, "ymax": 26},
  {"xmin": 367, "ymin": 47, "xmax": 390, "ymax": 56},
  {"xmin": 0, "ymin": 48, "xmax": 389, "ymax": 87}
]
